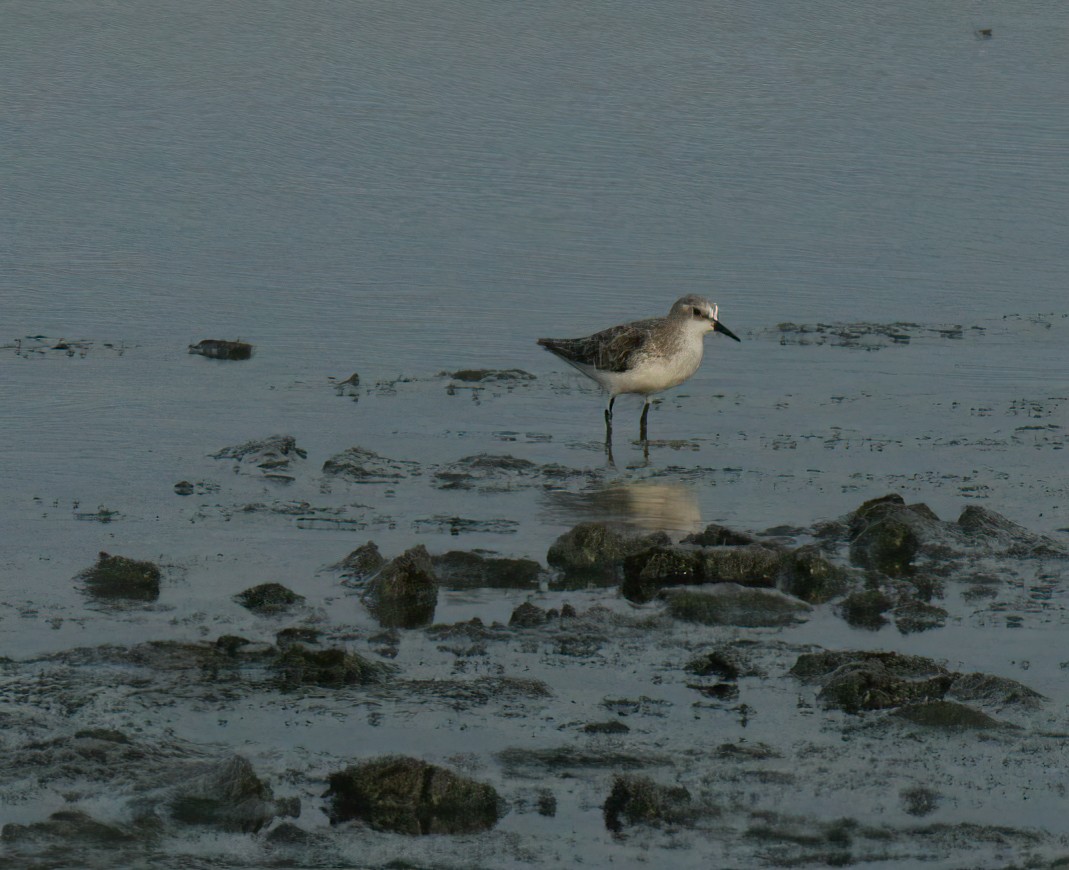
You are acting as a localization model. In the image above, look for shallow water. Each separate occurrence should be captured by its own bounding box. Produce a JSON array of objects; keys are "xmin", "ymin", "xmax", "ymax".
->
[{"xmin": 3, "ymin": 1, "xmax": 1069, "ymax": 866}]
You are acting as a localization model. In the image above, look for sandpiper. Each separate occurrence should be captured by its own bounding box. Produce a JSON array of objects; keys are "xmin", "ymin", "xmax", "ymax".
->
[{"xmin": 537, "ymin": 295, "xmax": 740, "ymax": 443}]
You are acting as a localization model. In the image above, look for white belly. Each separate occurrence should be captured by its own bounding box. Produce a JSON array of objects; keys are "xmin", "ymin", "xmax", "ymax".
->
[{"xmin": 601, "ymin": 343, "xmax": 704, "ymax": 397}]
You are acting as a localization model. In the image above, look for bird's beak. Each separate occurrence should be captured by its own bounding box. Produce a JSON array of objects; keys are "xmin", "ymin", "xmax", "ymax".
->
[{"xmin": 713, "ymin": 319, "xmax": 741, "ymax": 342}]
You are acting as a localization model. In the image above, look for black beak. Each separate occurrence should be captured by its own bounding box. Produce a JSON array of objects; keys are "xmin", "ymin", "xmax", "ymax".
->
[{"xmin": 713, "ymin": 319, "xmax": 741, "ymax": 342}]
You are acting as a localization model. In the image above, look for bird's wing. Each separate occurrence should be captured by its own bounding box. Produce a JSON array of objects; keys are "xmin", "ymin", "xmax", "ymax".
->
[{"xmin": 538, "ymin": 321, "xmax": 652, "ymax": 373}]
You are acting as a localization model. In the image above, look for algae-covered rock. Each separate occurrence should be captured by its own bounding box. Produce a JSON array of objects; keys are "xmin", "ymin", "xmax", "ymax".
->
[
  {"xmin": 957, "ymin": 505, "xmax": 1067, "ymax": 557},
  {"xmin": 818, "ymin": 663, "xmax": 952, "ymax": 714},
  {"xmin": 547, "ymin": 522, "xmax": 668, "ymax": 587},
  {"xmin": 168, "ymin": 756, "xmax": 281, "ymax": 833},
  {"xmin": 432, "ymin": 550, "xmax": 542, "ymax": 589},
  {"xmin": 362, "ymin": 545, "xmax": 438, "ymax": 628},
  {"xmin": 621, "ymin": 546, "xmax": 703, "ymax": 603},
  {"xmin": 326, "ymin": 756, "xmax": 502, "ymax": 834},
  {"xmin": 603, "ymin": 774, "xmax": 695, "ymax": 833},
  {"xmin": 894, "ymin": 600, "xmax": 948, "ymax": 634},
  {"xmin": 274, "ymin": 645, "xmax": 395, "ymax": 688},
  {"xmin": 445, "ymin": 368, "xmax": 535, "ymax": 382},
  {"xmin": 839, "ymin": 589, "xmax": 893, "ymax": 630},
  {"xmin": 946, "ymin": 672, "xmax": 1045, "ymax": 710},
  {"xmin": 790, "ymin": 650, "xmax": 949, "ymax": 683},
  {"xmin": 850, "ymin": 517, "xmax": 919, "ymax": 577},
  {"xmin": 331, "ymin": 541, "xmax": 387, "ymax": 584},
  {"xmin": 682, "ymin": 523, "xmax": 757, "ymax": 547},
  {"xmin": 212, "ymin": 435, "xmax": 305, "ymax": 479},
  {"xmin": 698, "ymin": 545, "xmax": 784, "ymax": 587},
  {"xmin": 433, "ymin": 454, "xmax": 542, "ymax": 491},
  {"xmin": 189, "ymin": 339, "xmax": 253, "ymax": 360},
  {"xmin": 685, "ymin": 650, "xmax": 741, "ymax": 681},
  {"xmin": 78, "ymin": 552, "xmax": 161, "ymax": 601},
  {"xmin": 509, "ymin": 601, "xmax": 548, "ymax": 628},
  {"xmin": 891, "ymin": 701, "xmax": 1004, "ymax": 730},
  {"xmin": 235, "ymin": 583, "xmax": 305, "ymax": 614},
  {"xmin": 666, "ymin": 586, "xmax": 809, "ymax": 627},
  {"xmin": 777, "ymin": 545, "xmax": 851, "ymax": 603}
]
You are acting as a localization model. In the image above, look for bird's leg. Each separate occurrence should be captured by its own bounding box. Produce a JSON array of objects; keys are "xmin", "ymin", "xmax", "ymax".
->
[
  {"xmin": 604, "ymin": 396, "xmax": 615, "ymax": 445},
  {"xmin": 639, "ymin": 398, "xmax": 650, "ymax": 442}
]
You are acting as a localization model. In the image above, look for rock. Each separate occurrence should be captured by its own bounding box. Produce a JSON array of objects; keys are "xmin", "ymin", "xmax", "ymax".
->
[
  {"xmin": 891, "ymin": 701, "xmax": 1004, "ymax": 730},
  {"xmin": 509, "ymin": 601, "xmax": 548, "ymax": 627},
  {"xmin": 849, "ymin": 517, "xmax": 919, "ymax": 577},
  {"xmin": 168, "ymin": 755, "xmax": 280, "ymax": 833},
  {"xmin": 682, "ymin": 523, "xmax": 757, "ymax": 547},
  {"xmin": 362, "ymin": 545, "xmax": 438, "ymax": 628},
  {"xmin": 331, "ymin": 541, "xmax": 387, "ymax": 584},
  {"xmin": 433, "ymin": 454, "xmax": 542, "ymax": 491},
  {"xmin": 213, "ymin": 435, "xmax": 306, "ymax": 465},
  {"xmin": 603, "ymin": 774, "xmax": 694, "ymax": 833},
  {"xmin": 78, "ymin": 552, "xmax": 161, "ymax": 601},
  {"xmin": 234, "ymin": 583, "xmax": 305, "ymax": 614},
  {"xmin": 432, "ymin": 550, "xmax": 543, "ymax": 589},
  {"xmin": 666, "ymin": 586, "xmax": 809, "ymax": 627},
  {"xmin": 791, "ymin": 650, "xmax": 949, "ymax": 683},
  {"xmin": 698, "ymin": 545, "xmax": 783, "ymax": 587},
  {"xmin": 444, "ymin": 368, "xmax": 535, "ymax": 382},
  {"xmin": 275, "ymin": 627, "xmax": 321, "ymax": 648},
  {"xmin": 274, "ymin": 645, "xmax": 396, "ymax": 688},
  {"xmin": 893, "ymin": 600, "xmax": 948, "ymax": 634},
  {"xmin": 583, "ymin": 720, "xmax": 630, "ymax": 735},
  {"xmin": 547, "ymin": 522, "xmax": 668, "ymax": 587},
  {"xmin": 900, "ymin": 786, "xmax": 940, "ymax": 817},
  {"xmin": 777, "ymin": 545, "xmax": 851, "ymax": 603},
  {"xmin": 621, "ymin": 546, "xmax": 703, "ymax": 603},
  {"xmin": 322, "ymin": 446, "xmax": 417, "ymax": 483},
  {"xmin": 957, "ymin": 506, "xmax": 1067, "ymax": 557},
  {"xmin": 2, "ymin": 810, "xmax": 136, "ymax": 845},
  {"xmin": 188, "ymin": 339, "xmax": 253, "ymax": 360},
  {"xmin": 536, "ymin": 789, "xmax": 557, "ymax": 817},
  {"xmin": 685, "ymin": 651, "xmax": 741, "ymax": 681},
  {"xmin": 791, "ymin": 651, "xmax": 954, "ymax": 715},
  {"xmin": 173, "ymin": 480, "xmax": 195, "ymax": 496},
  {"xmin": 945, "ymin": 672, "xmax": 1045, "ymax": 710},
  {"xmin": 839, "ymin": 589, "xmax": 893, "ymax": 630},
  {"xmin": 325, "ymin": 756, "xmax": 502, "ymax": 834}
]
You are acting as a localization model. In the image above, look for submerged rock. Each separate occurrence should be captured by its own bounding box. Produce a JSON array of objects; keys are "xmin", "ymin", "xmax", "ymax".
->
[
  {"xmin": 893, "ymin": 599, "xmax": 949, "ymax": 634},
  {"xmin": 621, "ymin": 546, "xmax": 703, "ymax": 603},
  {"xmin": 431, "ymin": 549, "xmax": 543, "ymax": 589},
  {"xmin": 212, "ymin": 435, "xmax": 306, "ymax": 479},
  {"xmin": 362, "ymin": 545, "xmax": 438, "ymax": 628},
  {"xmin": 234, "ymin": 583, "xmax": 305, "ymax": 614},
  {"xmin": 326, "ymin": 756, "xmax": 502, "ymax": 834},
  {"xmin": 2, "ymin": 810, "xmax": 136, "ymax": 845},
  {"xmin": 444, "ymin": 368, "xmax": 535, "ymax": 382},
  {"xmin": 682, "ymin": 523, "xmax": 757, "ymax": 547},
  {"xmin": 433, "ymin": 453, "xmax": 542, "ymax": 491},
  {"xmin": 686, "ymin": 650, "xmax": 741, "ymax": 681},
  {"xmin": 776, "ymin": 545, "xmax": 851, "ymax": 603},
  {"xmin": 666, "ymin": 586, "xmax": 809, "ymax": 627},
  {"xmin": 891, "ymin": 701, "xmax": 1004, "ymax": 730},
  {"xmin": 168, "ymin": 755, "xmax": 282, "ymax": 833},
  {"xmin": 509, "ymin": 601, "xmax": 548, "ymax": 627},
  {"xmin": 78, "ymin": 552, "xmax": 161, "ymax": 601},
  {"xmin": 188, "ymin": 339, "xmax": 253, "ymax": 360},
  {"xmin": 547, "ymin": 522, "xmax": 669, "ymax": 587},
  {"xmin": 839, "ymin": 589, "xmax": 894, "ymax": 630},
  {"xmin": 957, "ymin": 505, "xmax": 1067, "ymax": 557},
  {"xmin": 274, "ymin": 645, "xmax": 396, "ymax": 688},
  {"xmin": 322, "ymin": 446, "xmax": 417, "ymax": 483},
  {"xmin": 603, "ymin": 774, "xmax": 696, "ymax": 833}
]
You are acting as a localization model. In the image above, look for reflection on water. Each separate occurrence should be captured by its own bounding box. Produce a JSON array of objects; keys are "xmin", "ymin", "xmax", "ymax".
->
[{"xmin": 544, "ymin": 479, "xmax": 702, "ymax": 537}]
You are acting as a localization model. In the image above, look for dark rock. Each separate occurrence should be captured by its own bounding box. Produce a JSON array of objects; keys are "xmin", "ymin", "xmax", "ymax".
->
[
  {"xmin": 791, "ymin": 652, "xmax": 953, "ymax": 714},
  {"xmin": 78, "ymin": 552, "xmax": 161, "ymax": 601},
  {"xmin": 432, "ymin": 550, "xmax": 542, "ymax": 589},
  {"xmin": 682, "ymin": 523, "xmax": 757, "ymax": 547},
  {"xmin": 536, "ymin": 789, "xmax": 557, "ymax": 817},
  {"xmin": 686, "ymin": 651, "xmax": 741, "ymax": 681},
  {"xmin": 688, "ymin": 682, "xmax": 739, "ymax": 701},
  {"xmin": 850, "ymin": 517, "xmax": 919, "ymax": 577},
  {"xmin": 212, "ymin": 435, "xmax": 306, "ymax": 474},
  {"xmin": 274, "ymin": 645, "xmax": 395, "ymax": 688},
  {"xmin": 603, "ymin": 774, "xmax": 694, "ymax": 833},
  {"xmin": 839, "ymin": 589, "xmax": 893, "ymax": 630},
  {"xmin": 173, "ymin": 480, "xmax": 195, "ymax": 496},
  {"xmin": 2, "ymin": 810, "xmax": 136, "ymax": 845},
  {"xmin": 189, "ymin": 339, "xmax": 253, "ymax": 360},
  {"xmin": 169, "ymin": 756, "xmax": 280, "ymax": 833},
  {"xmin": 509, "ymin": 601, "xmax": 548, "ymax": 627},
  {"xmin": 621, "ymin": 546, "xmax": 703, "ymax": 603},
  {"xmin": 547, "ymin": 522, "xmax": 668, "ymax": 587},
  {"xmin": 891, "ymin": 701, "xmax": 1003, "ymax": 730},
  {"xmin": 901, "ymin": 786, "xmax": 940, "ymax": 817},
  {"xmin": 235, "ymin": 583, "xmax": 305, "ymax": 614},
  {"xmin": 275, "ymin": 627, "xmax": 321, "ymax": 648},
  {"xmin": 362, "ymin": 545, "xmax": 438, "ymax": 628},
  {"xmin": 699, "ymin": 545, "xmax": 784, "ymax": 587},
  {"xmin": 264, "ymin": 821, "xmax": 319, "ymax": 846},
  {"xmin": 946, "ymin": 672, "xmax": 1045, "ymax": 710},
  {"xmin": 791, "ymin": 650, "xmax": 949, "ymax": 682},
  {"xmin": 325, "ymin": 756, "xmax": 502, "ymax": 834},
  {"xmin": 322, "ymin": 446, "xmax": 416, "ymax": 483},
  {"xmin": 215, "ymin": 635, "xmax": 254, "ymax": 655},
  {"xmin": 331, "ymin": 541, "xmax": 387, "ymax": 584},
  {"xmin": 666, "ymin": 587, "xmax": 809, "ymax": 627},
  {"xmin": 957, "ymin": 506, "xmax": 1067, "ymax": 557},
  {"xmin": 894, "ymin": 600, "xmax": 948, "ymax": 634},
  {"xmin": 584, "ymin": 720, "xmax": 631, "ymax": 735},
  {"xmin": 777, "ymin": 545, "xmax": 851, "ymax": 603},
  {"xmin": 433, "ymin": 453, "xmax": 542, "ymax": 491},
  {"xmin": 445, "ymin": 368, "xmax": 536, "ymax": 382}
]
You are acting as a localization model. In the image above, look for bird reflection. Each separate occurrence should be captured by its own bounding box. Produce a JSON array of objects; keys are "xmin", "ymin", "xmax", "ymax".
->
[{"xmin": 544, "ymin": 480, "xmax": 701, "ymax": 537}]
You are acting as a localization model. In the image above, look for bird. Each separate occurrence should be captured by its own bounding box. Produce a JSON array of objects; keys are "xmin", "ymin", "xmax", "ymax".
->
[{"xmin": 537, "ymin": 295, "xmax": 740, "ymax": 445}]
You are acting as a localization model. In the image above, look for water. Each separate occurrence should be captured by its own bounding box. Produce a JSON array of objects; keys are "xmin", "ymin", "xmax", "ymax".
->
[{"xmin": 2, "ymin": 2, "xmax": 1069, "ymax": 866}]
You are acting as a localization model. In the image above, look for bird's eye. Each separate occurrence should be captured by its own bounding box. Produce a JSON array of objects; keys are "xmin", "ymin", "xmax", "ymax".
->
[{"xmin": 693, "ymin": 307, "xmax": 702, "ymax": 317}]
